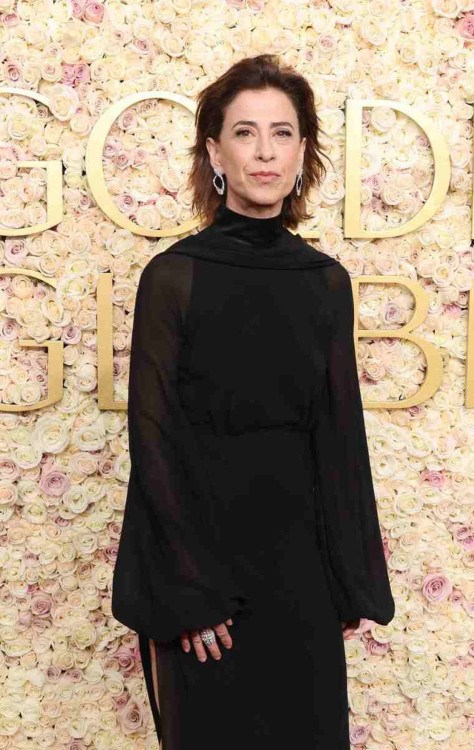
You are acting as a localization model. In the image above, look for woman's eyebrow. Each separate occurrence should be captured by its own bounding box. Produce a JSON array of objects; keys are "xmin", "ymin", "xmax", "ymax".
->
[{"xmin": 232, "ymin": 120, "xmax": 294, "ymax": 128}]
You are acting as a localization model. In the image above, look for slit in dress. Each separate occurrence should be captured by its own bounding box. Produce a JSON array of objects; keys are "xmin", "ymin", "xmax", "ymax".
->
[{"xmin": 138, "ymin": 632, "xmax": 163, "ymax": 745}]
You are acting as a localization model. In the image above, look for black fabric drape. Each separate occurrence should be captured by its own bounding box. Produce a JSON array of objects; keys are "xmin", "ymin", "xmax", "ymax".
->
[
  {"xmin": 111, "ymin": 254, "xmax": 249, "ymax": 645},
  {"xmin": 310, "ymin": 262, "xmax": 395, "ymax": 626}
]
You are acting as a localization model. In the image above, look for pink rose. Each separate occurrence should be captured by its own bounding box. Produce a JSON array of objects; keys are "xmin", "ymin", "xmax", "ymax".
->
[
  {"xmin": 384, "ymin": 301, "xmax": 404, "ymax": 324},
  {"xmin": 115, "ymin": 645, "xmax": 135, "ymax": 671},
  {"xmin": 369, "ymin": 196, "xmax": 384, "ymax": 213},
  {"xmin": 422, "ymin": 572, "xmax": 453, "ymax": 603},
  {"xmin": 83, "ymin": 1, "xmax": 105, "ymax": 25},
  {"xmin": 0, "ymin": 457, "xmax": 20, "ymax": 482},
  {"xmin": 18, "ymin": 612, "xmax": 33, "ymax": 627},
  {"xmin": 61, "ymin": 63, "xmax": 77, "ymax": 86},
  {"xmin": 113, "ymin": 150, "xmax": 133, "ymax": 170},
  {"xmin": 444, "ymin": 302, "xmax": 461, "ymax": 317},
  {"xmin": 103, "ymin": 140, "xmax": 120, "ymax": 159},
  {"xmin": 74, "ymin": 62, "xmax": 90, "ymax": 83},
  {"xmin": 109, "ymin": 520, "xmax": 122, "ymax": 538},
  {"xmin": 69, "ymin": 741, "xmax": 87, "ymax": 750},
  {"xmin": 105, "ymin": 544, "xmax": 118, "ymax": 562},
  {"xmin": 449, "ymin": 588, "xmax": 464, "ymax": 605},
  {"xmin": 318, "ymin": 35, "xmax": 336, "ymax": 52},
  {"xmin": 33, "ymin": 284, "xmax": 48, "ymax": 302},
  {"xmin": 0, "ymin": 13, "xmax": 19, "ymax": 26},
  {"xmin": 420, "ymin": 469, "xmax": 446, "ymax": 488},
  {"xmin": 71, "ymin": 0, "xmax": 87, "ymax": 18},
  {"xmin": 118, "ymin": 698, "xmax": 147, "ymax": 735},
  {"xmin": 132, "ymin": 38, "xmax": 151, "ymax": 55},
  {"xmin": 455, "ymin": 525, "xmax": 474, "ymax": 546},
  {"xmin": 3, "ymin": 145, "xmax": 21, "ymax": 159},
  {"xmin": 30, "ymin": 592, "xmax": 52, "ymax": 618},
  {"xmin": 117, "ymin": 110, "xmax": 138, "ymax": 131},
  {"xmin": 117, "ymin": 193, "xmax": 138, "ymax": 215},
  {"xmin": 455, "ymin": 13, "xmax": 474, "ymax": 41},
  {"xmin": 46, "ymin": 666, "xmax": 62, "ymax": 681},
  {"xmin": 98, "ymin": 456, "xmax": 115, "ymax": 477},
  {"xmin": 0, "ymin": 317, "xmax": 19, "ymax": 342},
  {"xmin": 4, "ymin": 238, "xmax": 27, "ymax": 265},
  {"xmin": 31, "ymin": 367, "xmax": 48, "ymax": 388},
  {"xmin": 114, "ymin": 693, "xmax": 130, "ymax": 711},
  {"xmin": 363, "ymin": 174, "xmax": 383, "ymax": 193},
  {"xmin": 5, "ymin": 60, "xmax": 21, "ymax": 83},
  {"xmin": 349, "ymin": 724, "xmax": 370, "ymax": 745},
  {"xmin": 39, "ymin": 466, "xmax": 71, "ymax": 496},
  {"xmin": 79, "ymin": 192, "xmax": 92, "ymax": 210},
  {"xmin": 367, "ymin": 639, "xmax": 389, "ymax": 656},
  {"xmin": 61, "ymin": 324, "xmax": 82, "ymax": 345},
  {"xmin": 65, "ymin": 668, "xmax": 83, "ymax": 683},
  {"xmin": 247, "ymin": 0, "xmax": 265, "ymax": 10},
  {"xmin": 132, "ymin": 147, "xmax": 148, "ymax": 166}
]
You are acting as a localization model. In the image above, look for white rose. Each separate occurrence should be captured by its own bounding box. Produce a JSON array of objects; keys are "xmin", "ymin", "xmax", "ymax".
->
[
  {"xmin": 47, "ymin": 84, "xmax": 79, "ymax": 122},
  {"xmin": 31, "ymin": 415, "xmax": 71, "ymax": 454}
]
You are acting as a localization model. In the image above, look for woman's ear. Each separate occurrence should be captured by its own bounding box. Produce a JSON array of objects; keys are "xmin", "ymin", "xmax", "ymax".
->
[
  {"xmin": 206, "ymin": 136, "xmax": 221, "ymax": 172},
  {"xmin": 299, "ymin": 136, "xmax": 307, "ymax": 164}
]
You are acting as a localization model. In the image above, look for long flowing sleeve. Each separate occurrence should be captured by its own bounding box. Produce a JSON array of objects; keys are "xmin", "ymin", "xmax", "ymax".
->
[
  {"xmin": 112, "ymin": 252, "xmax": 249, "ymax": 644},
  {"xmin": 310, "ymin": 262, "xmax": 395, "ymax": 626}
]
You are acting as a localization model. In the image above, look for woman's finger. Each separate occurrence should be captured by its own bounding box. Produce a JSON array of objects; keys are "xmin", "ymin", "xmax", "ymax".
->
[
  {"xmin": 180, "ymin": 631, "xmax": 191, "ymax": 652},
  {"xmin": 190, "ymin": 629, "xmax": 208, "ymax": 662},
  {"xmin": 213, "ymin": 622, "xmax": 233, "ymax": 650},
  {"xmin": 203, "ymin": 628, "xmax": 223, "ymax": 660}
]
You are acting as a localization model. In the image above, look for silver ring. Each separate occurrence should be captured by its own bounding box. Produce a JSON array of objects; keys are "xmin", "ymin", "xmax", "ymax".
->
[{"xmin": 199, "ymin": 627, "xmax": 216, "ymax": 646}]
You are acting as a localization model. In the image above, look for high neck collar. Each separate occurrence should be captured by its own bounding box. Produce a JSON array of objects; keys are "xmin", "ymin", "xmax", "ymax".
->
[
  {"xmin": 161, "ymin": 201, "xmax": 338, "ymax": 270},
  {"xmin": 212, "ymin": 202, "xmax": 285, "ymax": 247}
]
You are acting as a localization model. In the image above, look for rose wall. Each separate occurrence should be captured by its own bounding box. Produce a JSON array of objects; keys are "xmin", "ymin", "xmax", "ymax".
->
[{"xmin": 0, "ymin": 0, "xmax": 473, "ymax": 749}]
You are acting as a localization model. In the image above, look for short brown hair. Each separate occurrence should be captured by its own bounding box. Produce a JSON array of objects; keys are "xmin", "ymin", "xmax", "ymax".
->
[{"xmin": 186, "ymin": 53, "xmax": 333, "ymax": 230}]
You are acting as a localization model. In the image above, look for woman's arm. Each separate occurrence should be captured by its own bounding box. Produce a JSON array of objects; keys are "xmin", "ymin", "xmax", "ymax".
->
[
  {"xmin": 310, "ymin": 262, "xmax": 395, "ymax": 627},
  {"xmin": 112, "ymin": 252, "xmax": 249, "ymax": 644}
]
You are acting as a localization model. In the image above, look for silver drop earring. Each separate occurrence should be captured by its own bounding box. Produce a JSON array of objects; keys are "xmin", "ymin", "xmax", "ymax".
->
[
  {"xmin": 295, "ymin": 167, "xmax": 303, "ymax": 197},
  {"xmin": 213, "ymin": 167, "xmax": 225, "ymax": 196}
]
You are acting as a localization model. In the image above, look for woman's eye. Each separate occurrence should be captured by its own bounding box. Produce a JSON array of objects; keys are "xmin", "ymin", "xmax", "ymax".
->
[{"xmin": 235, "ymin": 129, "xmax": 292, "ymax": 138}]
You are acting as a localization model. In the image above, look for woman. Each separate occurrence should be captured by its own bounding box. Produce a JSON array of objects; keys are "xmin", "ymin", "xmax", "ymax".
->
[{"xmin": 112, "ymin": 54, "xmax": 395, "ymax": 749}]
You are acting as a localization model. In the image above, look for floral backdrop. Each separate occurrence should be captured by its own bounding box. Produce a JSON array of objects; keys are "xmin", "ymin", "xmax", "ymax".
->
[{"xmin": 0, "ymin": 0, "xmax": 473, "ymax": 748}]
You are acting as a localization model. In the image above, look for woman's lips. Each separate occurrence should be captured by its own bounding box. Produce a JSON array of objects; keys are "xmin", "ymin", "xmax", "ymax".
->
[{"xmin": 250, "ymin": 173, "xmax": 279, "ymax": 181}]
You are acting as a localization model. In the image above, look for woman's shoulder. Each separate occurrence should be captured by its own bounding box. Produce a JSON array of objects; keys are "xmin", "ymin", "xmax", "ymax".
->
[{"xmin": 135, "ymin": 242, "xmax": 197, "ymax": 309}]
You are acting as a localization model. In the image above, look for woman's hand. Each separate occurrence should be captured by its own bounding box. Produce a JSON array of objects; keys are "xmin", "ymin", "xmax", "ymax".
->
[
  {"xmin": 180, "ymin": 618, "xmax": 234, "ymax": 662},
  {"xmin": 341, "ymin": 618, "xmax": 360, "ymax": 639}
]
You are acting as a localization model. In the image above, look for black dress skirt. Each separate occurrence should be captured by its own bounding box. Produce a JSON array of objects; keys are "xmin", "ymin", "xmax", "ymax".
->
[{"xmin": 111, "ymin": 202, "xmax": 395, "ymax": 749}]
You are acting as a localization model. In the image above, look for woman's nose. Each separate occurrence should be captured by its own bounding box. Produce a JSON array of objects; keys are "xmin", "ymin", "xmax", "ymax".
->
[{"xmin": 254, "ymin": 135, "xmax": 276, "ymax": 161}]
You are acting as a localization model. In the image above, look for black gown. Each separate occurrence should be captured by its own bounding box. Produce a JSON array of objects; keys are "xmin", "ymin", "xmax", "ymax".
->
[{"xmin": 111, "ymin": 202, "xmax": 395, "ymax": 749}]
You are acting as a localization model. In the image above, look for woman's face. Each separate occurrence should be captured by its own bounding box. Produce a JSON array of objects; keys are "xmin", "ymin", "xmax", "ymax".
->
[{"xmin": 206, "ymin": 87, "xmax": 306, "ymax": 218}]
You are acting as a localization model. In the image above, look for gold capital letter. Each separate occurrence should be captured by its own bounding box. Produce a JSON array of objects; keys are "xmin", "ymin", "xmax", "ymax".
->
[
  {"xmin": 0, "ymin": 88, "xmax": 63, "ymax": 235},
  {"xmin": 345, "ymin": 99, "xmax": 451, "ymax": 238},
  {"xmin": 353, "ymin": 276, "xmax": 443, "ymax": 408},
  {"xmin": 86, "ymin": 91, "xmax": 199, "ymax": 237},
  {"xmin": 0, "ymin": 269, "xmax": 63, "ymax": 411}
]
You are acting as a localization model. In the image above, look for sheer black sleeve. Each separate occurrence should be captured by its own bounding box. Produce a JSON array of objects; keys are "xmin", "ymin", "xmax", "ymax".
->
[
  {"xmin": 112, "ymin": 252, "xmax": 249, "ymax": 644},
  {"xmin": 310, "ymin": 262, "xmax": 395, "ymax": 626}
]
